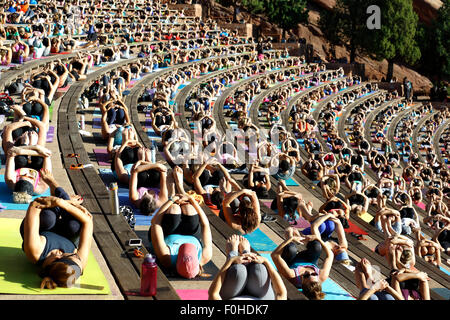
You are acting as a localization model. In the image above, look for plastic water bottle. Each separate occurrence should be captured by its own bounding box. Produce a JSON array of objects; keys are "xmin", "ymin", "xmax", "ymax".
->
[
  {"xmin": 108, "ymin": 182, "xmax": 120, "ymax": 215},
  {"xmin": 140, "ymin": 254, "xmax": 157, "ymax": 296},
  {"xmin": 80, "ymin": 115, "xmax": 85, "ymax": 130},
  {"xmin": 150, "ymin": 141, "xmax": 156, "ymax": 164}
]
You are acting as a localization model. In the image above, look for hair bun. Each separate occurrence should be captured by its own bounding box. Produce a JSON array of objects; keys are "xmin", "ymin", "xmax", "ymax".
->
[{"xmin": 40, "ymin": 277, "xmax": 57, "ymax": 290}]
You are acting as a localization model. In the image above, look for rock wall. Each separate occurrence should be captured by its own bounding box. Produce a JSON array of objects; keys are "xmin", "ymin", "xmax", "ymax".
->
[
  {"xmin": 217, "ymin": 23, "xmax": 253, "ymax": 37},
  {"xmin": 168, "ymin": 4, "xmax": 202, "ymax": 17}
]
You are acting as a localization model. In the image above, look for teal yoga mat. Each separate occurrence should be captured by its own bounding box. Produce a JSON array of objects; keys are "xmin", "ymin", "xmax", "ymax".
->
[
  {"xmin": 284, "ymin": 177, "xmax": 299, "ymax": 186},
  {"xmin": 320, "ymin": 278, "xmax": 355, "ymax": 300},
  {"xmin": 0, "ymin": 175, "xmax": 51, "ymax": 210},
  {"xmin": 243, "ymin": 228, "xmax": 278, "ymax": 252}
]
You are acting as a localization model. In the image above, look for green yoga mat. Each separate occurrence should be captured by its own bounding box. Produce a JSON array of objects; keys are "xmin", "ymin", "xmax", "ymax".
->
[{"xmin": 0, "ymin": 218, "xmax": 111, "ymax": 295}]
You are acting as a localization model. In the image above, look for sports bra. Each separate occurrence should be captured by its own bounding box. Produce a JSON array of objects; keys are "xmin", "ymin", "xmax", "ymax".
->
[
  {"xmin": 15, "ymin": 167, "xmax": 40, "ymax": 189},
  {"xmin": 138, "ymin": 187, "xmax": 160, "ymax": 201},
  {"xmin": 292, "ymin": 263, "xmax": 320, "ymax": 289}
]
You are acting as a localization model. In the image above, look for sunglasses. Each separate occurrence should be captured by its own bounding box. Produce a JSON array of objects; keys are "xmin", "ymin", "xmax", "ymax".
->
[
  {"xmin": 303, "ymin": 272, "xmax": 318, "ymax": 279},
  {"xmin": 70, "ymin": 163, "xmax": 93, "ymax": 170}
]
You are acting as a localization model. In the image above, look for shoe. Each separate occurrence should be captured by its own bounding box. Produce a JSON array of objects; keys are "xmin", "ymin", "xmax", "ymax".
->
[{"xmin": 261, "ymin": 213, "xmax": 277, "ymax": 222}]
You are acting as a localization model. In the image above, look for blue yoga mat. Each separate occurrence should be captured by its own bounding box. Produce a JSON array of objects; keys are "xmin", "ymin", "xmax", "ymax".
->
[
  {"xmin": 259, "ymin": 253, "xmax": 277, "ymax": 269},
  {"xmin": 320, "ymin": 278, "xmax": 355, "ymax": 300},
  {"xmin": 244, "ymin": 222, "xmax": 355, "ymax": 300},
  {"xmin": 243, "ymin": 228, "xmax": 278, "ymax": 252},
  {"xmin": 98, "ymin": 169, "xmax": 152, "ymax": 226},
  {"xmin": 0, "ymin": 175, "xmax": 51, "ymax": 210},
  {"xmin": 258, "ymin": 242, "xmax": 355, "ymax": 300},
  {"xmin": 92, "ymin": 118, "xmax": 102, "ymax": 129},
  {"xmin": 432, "ymin": 288, "xmax": 450, "ymax": 300},
  {"xmin": 284, "ymin": 177, "xmax": 299, "ymax": 186},
  {"xmin": 147, "ymin": 129, "xmax": 161, "ymax": 140},
  {"xmin": 439, "ymin": 266, "xmax": 450, "ymax": 276}
]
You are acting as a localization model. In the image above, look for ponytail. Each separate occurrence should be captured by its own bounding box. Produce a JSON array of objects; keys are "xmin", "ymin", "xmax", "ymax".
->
[{"xmin": 40, "ymin": 277, "xmax": 57, "ymax": 290}]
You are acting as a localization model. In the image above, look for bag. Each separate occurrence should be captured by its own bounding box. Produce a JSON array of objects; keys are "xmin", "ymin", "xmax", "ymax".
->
[
  {"xmin": 85, "ymin": 81, "xmax": 100, "ymax": 101},
  {"xmin": 0, "ymin": 92, "xmax": 14, "ymax": 105},
  {"xmin": 119, "ymin": 205, "xmax": 136, "ymax": 229}
]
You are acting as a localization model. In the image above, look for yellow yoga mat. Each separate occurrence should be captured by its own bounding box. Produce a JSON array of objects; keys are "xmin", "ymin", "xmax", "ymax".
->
[
  {"xmin": 0, "ymin": 218, "xmax": 111, "ymax": 295},
  {"xmin": 359, "ymin": 212, "xmax": 374, "ymax": 223}
]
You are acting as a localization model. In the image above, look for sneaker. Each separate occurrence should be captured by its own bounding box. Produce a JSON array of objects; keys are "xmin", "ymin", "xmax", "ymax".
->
[{"xmin": 261, "ymin": 213, "xmax": 277, "ymax": 222}]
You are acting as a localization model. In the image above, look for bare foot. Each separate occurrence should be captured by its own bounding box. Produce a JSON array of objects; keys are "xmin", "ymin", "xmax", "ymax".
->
[
  {"xmin": 226, "ymin": 234, "xmax": 240, "ymax": 254},
  {"xmin": 360, "ymin": 258, "xmax": 374, "ymax": 283},
  {"xmin": 69, "ymin": 194, "xmax": 84, "ymax": 205},
  {"xmin": 238, "ymin": 236, "xmax": 251, "ymax": 254},
  {"xmin": 284, "ymin": 226, "xmax": 295, "ymax": 240}
]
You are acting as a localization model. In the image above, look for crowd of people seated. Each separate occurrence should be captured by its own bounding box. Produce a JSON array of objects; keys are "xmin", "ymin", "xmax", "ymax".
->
[{"xmin": 0, "ymin": 0, "xmax": 447, "ymax": 301}]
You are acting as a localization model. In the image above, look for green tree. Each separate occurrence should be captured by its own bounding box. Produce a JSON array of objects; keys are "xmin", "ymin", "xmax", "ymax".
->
[
  {"xmin": 264, "ymin": 0, "xmax": 309, "ymax": 39},
  {"xmin": 368, "ymin": 0, "xmax": 421, "ymax": 82},
  {"xmin": 241, "ymin": 0, "xmax": 265, "ymax": 15},
  {"xmin": 428, "ymin": 0, "xmax": 450, "ymax": 81},
  {"xmin": 318, "ymin": 0, "xmax": 372, "ymax": 63}
]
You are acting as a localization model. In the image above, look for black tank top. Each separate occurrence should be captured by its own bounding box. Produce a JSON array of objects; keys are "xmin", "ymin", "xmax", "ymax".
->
[{"xmin": 36, "ymin": 231, "xmax": 77, "ymax": 265}]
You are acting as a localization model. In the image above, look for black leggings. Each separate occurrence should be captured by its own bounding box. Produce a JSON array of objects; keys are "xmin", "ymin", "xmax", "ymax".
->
[
  {"xmin": 154, "ymin": 114, "xmax": 171, "ymax": 127},
  {"xmin": 15, "ymin": 155, "xmax": 44, "ymax": 171},
  {"xmin": 22, "ymin": 102, "xmax": 44, "ymax": 119},
  {"xmin": 148, "ymin": 212, "xmax": 202, "ymax": 244},
  {"xmin": 107, "ymin": 107, "xmax": 126, "ymax": 125},
  {"xmin": 281, "ymin": 240, "xmax": 322, "ymax": 266},
  {"xmin": 438, "ymin": 229, "xmax": 450, "ymax": 252},
  {"xmin": 11, "ymin": 126, "xmax": 35, "ymax": 142},
  {"xmin": 137, "ymin": 169, "xmax": 161, "ymax": 189},
  {"xmin": 111, "ymin": 146, "xmax": 138, "ymax": 172},
  {"xmin": 20, "ymin": 187, "xmax": 81, "ymax": 245}
]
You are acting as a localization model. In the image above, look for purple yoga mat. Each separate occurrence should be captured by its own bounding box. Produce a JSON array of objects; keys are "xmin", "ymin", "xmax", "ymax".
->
[
  {"xmin": 92, "ymin": 118, "xmax": 102, "ymax": 129},
  {"xmin": 93, "ymin": 148, "xmax": 111, "ymax": 166},
  {"xmin": 46, "ymin": 126, "xmax": 55, "ymax": 143}
]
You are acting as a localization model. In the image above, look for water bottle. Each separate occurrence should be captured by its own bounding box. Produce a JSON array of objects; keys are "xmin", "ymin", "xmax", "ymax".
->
[
  {"xmin": 108, "ymin": 182, "xmax": 120, "ymax": 215},
  {"xmin": 80, "ymin": 115, "xmax": 85, "ymax": 130},
  {"xmin": 150, "ymin": 141, "xmax": 156, "ymax": 164},
  {"xmin": 140, "ymin": 254, "xmax": 157, "ymax": 296}
]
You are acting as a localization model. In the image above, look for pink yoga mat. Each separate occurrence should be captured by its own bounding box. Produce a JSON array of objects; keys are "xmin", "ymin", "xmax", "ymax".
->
[
  {"xmin": 94, "ymin": 148, "xmax": 111, "ymax": 166},
  {"xmin": 293, "ymin": 217, "xmax": 311, "ymax": 229},
  {"xmin": 176, "ymin": 289, "xmax": 209, "ymax": 300},
  {"xmin": 416, "ymin": 202, "xmax": 426, "ymax": 210}
]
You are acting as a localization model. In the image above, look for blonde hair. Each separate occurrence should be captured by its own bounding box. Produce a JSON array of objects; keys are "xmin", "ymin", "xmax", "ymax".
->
[
  {"xmin": 302, "ymin": 281, "xmax": 325, "ymax": 300},
  {"xmin": 12, "ymin": 191, "xmax": 32, "ymax": 204}
]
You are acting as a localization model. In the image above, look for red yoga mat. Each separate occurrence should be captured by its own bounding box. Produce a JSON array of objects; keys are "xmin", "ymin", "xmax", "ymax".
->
[{"xmin": 345, "ymin": 220, "xmax": 368, "ymax": 236}]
